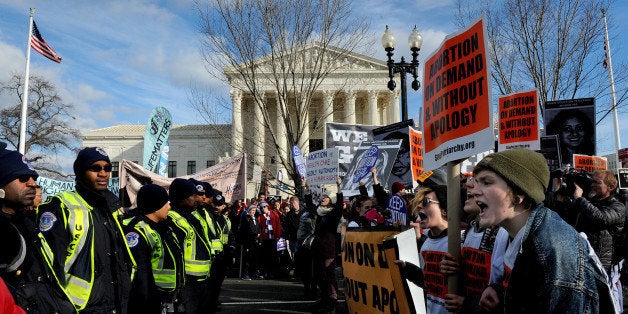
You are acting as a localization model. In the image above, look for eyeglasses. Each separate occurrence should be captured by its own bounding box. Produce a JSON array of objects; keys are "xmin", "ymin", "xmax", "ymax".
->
[
  {"xmin": 18, "ymin": 174, "xmax": 37, "ymax": 183},
  {"xmin": 421, "ymin": 197, "xmax": 439, "ymax": 208},
  {"xmin": 88, "ymin": 164, "xmax": 112, "ymax": 172}
]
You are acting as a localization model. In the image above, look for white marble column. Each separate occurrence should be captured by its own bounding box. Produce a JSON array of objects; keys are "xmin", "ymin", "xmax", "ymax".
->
[
  {"xmin": 323, "ymin": 90, "xmax": 334, "ymax": 125},
  {"xmin": 345, "ymin": 90, "xmax": 356, "ymax": 125},
  {"xmin": 389, "ymin": 90, "xmax": 400, "ymax": 124},
  {"xmin": 254, "ymin": 97, "xmax": 265, "ymax": 166},
  {"xmin": 274, "ymin": 94, "xmax": 288, "ymax": 166},
  {"xmin": 230, "ymin": 89, "xmax": 243, "ymax": 156},
  {"xmin": 367, "ymin": 90, "xmax": 379, "ymax": 125}
]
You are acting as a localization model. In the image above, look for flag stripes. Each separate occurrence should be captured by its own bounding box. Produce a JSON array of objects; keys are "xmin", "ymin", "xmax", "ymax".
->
[{"xmin": 31, "ymin": 21, "xmax": 62, "ymax": 63}]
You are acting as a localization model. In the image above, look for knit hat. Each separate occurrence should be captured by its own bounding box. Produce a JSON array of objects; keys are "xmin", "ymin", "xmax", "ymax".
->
[
  {"xmin": 169, "ymin": 178, "xmax": 197, "ymax": 203},
  {"xmin": 188, "ymin": 178, "xmax": 205, "ymax": 195},
  {"xmin": 418, "ymin": 169, "xmax": 447, "ymax": 187},
  {"xmin": 73, "ymin": 147, "xmax": 111, "ymax": 177},
  {"xmin": 473, "ymin": 148, "xmax": 549, "ymax": 204},
  {"xmin": 213, "ymin": 193, "xmax": 226, "ymax": 206},
  {"xmin": 258, "ymin": 201, "xmax": 269, "ymax": 208},
  {"xmin": 0, "ymin": 143, "xmax": 38, "ymax": 188},
  {"xmin": 137, "ymin": 184, "xmax": 169, "ymax": 214},
  {"xmin": 202, "ymin": 182, "xmax": 215, "ymax": 198},
  {"xmin": 391, "ymin": 182, "xmax": 405, "ymax": 194}
]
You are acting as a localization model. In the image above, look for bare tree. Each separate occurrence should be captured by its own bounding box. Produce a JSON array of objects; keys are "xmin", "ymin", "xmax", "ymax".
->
[
  {"xmin": 0, "ymin": 73, "xmax": 81, "ymax": 178},
  {"xmin": 455, "ymin": 0, "xmax": 627, "ymax": 123},
  {"xmin": 195, "ymin": 0, "xmax": 371, "ymax": 193}
]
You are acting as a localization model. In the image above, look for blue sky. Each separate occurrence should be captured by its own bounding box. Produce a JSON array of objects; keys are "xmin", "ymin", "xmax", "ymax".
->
[{"xmin": 0, "ymin": 0, "xmax": 626, "ymax": 161}]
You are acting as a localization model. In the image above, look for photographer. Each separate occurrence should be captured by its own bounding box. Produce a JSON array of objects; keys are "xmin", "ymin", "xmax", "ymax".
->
[{"xmin": 569, "ymin": 170, "xmax": 624, "ymax": 275}]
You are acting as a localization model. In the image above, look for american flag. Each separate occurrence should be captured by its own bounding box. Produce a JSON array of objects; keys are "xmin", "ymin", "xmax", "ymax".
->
[{"xmin": 31, "ymin": 21, "xmax": 62, "ymax": 63}]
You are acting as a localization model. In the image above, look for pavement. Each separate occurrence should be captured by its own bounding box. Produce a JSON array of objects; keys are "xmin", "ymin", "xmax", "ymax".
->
[{"xmin": 218, "ymin": 269, "xmax": 348, "ymax": 313}]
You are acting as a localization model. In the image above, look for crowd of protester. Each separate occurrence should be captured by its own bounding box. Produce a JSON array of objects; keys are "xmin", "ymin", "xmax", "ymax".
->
[{"xmin": 3, "ymin": 143, "xmax": 628, "ymax": 313}]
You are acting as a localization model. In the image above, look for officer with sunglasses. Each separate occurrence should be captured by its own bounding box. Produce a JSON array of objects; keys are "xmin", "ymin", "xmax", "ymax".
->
[
  {"xmin": 37, "ymin": 147, "xmax": 136, "ymax": 313},
  {"xmin": 0, "ymin": 142, "xmax": 75, "ymax": 312}
]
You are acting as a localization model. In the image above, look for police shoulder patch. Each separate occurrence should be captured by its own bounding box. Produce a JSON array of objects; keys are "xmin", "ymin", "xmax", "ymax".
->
[
  {"xmin": 39, "ymin": 212, "xmax": 57, "ymax": 232},
  {"xmin": 126, "ymin": 232, "xmax": 140, "ymax": 248}
]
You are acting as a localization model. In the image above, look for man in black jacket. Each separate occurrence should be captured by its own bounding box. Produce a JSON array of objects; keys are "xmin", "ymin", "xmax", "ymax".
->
[
  {"xmin": 0, "ymin": 143, "xmax": 74, "ymax": 313},
  {"xmin": 38, "ymin": 147, "xmax": 135, "ymax": 313},
  {"xmin": 571, "ymin": 170, "xmax": 625, "ymax": 274}
]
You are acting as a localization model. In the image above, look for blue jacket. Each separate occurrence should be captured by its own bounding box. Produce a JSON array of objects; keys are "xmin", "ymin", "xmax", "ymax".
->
[{"xmin": 503, "ymin": 205, "xmax": 615, "ymax": 313}]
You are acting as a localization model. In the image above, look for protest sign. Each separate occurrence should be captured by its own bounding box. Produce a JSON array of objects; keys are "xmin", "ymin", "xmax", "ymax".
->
[
  {"xmin": 343, "ymin": 229, "xmax": 402, "ymax": 314},
  {"xmin": 382, "ymin": 228, "xmax": 427, "ymax": 314},
  {"xmin": 498, "ymin": 90, "xmax": 539, "ymax": 151},
  {"xmin": 544, "ymin": 98, "xmax": 596, "ymax": 166},
  {"xmin": 340, "ymin": 139, "xmax": 401, "ymax": 196},
  {"xmin": 573, "ymin": 154, "xmax": 607, "ymax": 173},
  {"xmin": 353, "ymin": 146, "xmax": 378, "ymax": 183},
  {"xmin": 325, "ymin": 122, "xmax": 377, "ymax": 176},
  {"xmin": 292, "ymin": 145, "xmax": 307, "ymax": 178},
  {"xmin": 305, "ymin": 147, "xmax": 339, "ymax": 186},
  {"xmin": 373, "ymin": 120, "xmax": 414, "ymax": 188},
  {"xmin": 409, "ymin": 128, "xmax": 424, "ymax": 183},
  {"xmin": 422, "ymin": 16, "xmax": 493, "ymax": 171},
  {"xmin": 618, "ymin": 169, "xmax": 628, "ymax": 190}
]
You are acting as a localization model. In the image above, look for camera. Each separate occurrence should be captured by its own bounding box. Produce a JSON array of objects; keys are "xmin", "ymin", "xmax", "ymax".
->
[{"xmin": 551, "ymin": 168, "xmax": 594, "ymax": 197}]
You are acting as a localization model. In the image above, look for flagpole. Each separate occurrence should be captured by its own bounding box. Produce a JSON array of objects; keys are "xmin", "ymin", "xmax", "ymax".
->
[
  {"xmin": 602, "ymin": 8, "xmax": 621, "ymax": 151},
  {"xmin": 19, "ymin": 8, "xmax": 35, "ymax": 154}
]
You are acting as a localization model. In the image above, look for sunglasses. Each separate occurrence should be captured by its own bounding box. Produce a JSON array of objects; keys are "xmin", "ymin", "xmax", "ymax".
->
[
  {"xmin": 18, "ymin": 174, "xmax": 37, "ymax": 183},
  {"xmin": 421, "ymin": 197, "xmax": 439, "ymax": 208},
  {"xmin": 88, "ymin": 164, "xmax": 112, "ymax": 172}
]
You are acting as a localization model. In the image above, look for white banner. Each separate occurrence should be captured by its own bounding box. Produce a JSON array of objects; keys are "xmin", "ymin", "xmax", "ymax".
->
[{"xmin": 120, "ymin": 154, "xmax": 247, "ymax": 207}]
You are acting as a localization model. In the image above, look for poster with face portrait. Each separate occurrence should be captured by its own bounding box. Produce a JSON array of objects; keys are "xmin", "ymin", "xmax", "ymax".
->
[
  {"xmin": 373, "ymin": 119, "xmax": 414, "ymax": 189},
  {"xmin": 544, "ymin": 98, "xmax": 596, "ymax": 166}
]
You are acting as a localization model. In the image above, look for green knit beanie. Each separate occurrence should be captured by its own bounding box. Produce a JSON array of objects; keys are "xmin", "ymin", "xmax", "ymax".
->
[{"xmin": 473, "ymin": 148, "xmax": 549, "ymax": 204}]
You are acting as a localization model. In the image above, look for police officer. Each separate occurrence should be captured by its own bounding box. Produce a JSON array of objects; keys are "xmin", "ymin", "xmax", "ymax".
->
[
  {"xmin": 38, "ymin": 147, "xmax": 135, "ymax": 313},
  {"xmin": 0, "ymin": 143, "xmax": 74, "ymax": 313},
  {"xmin": 123, "ymin": 184, "xmax": 185, "ymax": 313},
  {"xmin": 167, "ymin": 178, "xmax": 213, "ymax": 313},
  {"xmin": 200, "ymin": 183, "xmax": 234, "ymax": 312}
]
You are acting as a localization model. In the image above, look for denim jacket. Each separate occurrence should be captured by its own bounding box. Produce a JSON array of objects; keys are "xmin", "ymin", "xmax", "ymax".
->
[{"xmin": 503, "ymin": 204, "xmax": 615, "ymax": 313}]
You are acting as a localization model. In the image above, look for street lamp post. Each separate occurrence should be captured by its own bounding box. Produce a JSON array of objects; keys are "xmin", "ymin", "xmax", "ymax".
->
[{"xmin": 382, "ymin": 25, "xmax": 422, "ymax": 121}]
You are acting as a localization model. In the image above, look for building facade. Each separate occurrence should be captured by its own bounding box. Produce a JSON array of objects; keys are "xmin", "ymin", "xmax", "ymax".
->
[{"xmin": 82, "ymin": 124, "xmax": 231, "ymax": 178}]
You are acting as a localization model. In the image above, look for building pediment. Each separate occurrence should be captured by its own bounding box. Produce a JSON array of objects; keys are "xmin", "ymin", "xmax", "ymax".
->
[{"xmin": 224, "ymin": 41, "xmax": 387, "ymax": 81}]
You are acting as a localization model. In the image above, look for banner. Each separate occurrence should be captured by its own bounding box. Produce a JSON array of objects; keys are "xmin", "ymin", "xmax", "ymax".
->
[
  {"xmin": 325, "ymin": 122, "xmax": 377, "ymax": 177},
  {"xmin": 340, "ymin": 140, "xmax": 401, "ymax": 196},
  {"xmin": 120, "ymin": 154, "xmax": 247, "ymax": 207},
  {"xmin": 37, "ymin": 177, "xmax": 119, "ymax": 202},
  {"xmin": 498, "ymin": 90, "xmax": 540, "ymax": 151},
  {"xmin": 573, "ymin": 154, "xmax": 607, "ymax": 173},
  {"xmin": 409, "ymin": 128, "xmax": 424, "ymax": 183},
  {"xmin": 343, "ymin": 229, "xmax": 402, "ymax": 314},
  {"xmin": 422, "ymin": 16, "xmax": 493, "ymax": 171},
  {"xmin": 142, "ymin": 106, "xmax": 173, "ymax": 173},
  {"xmin": 544, "ymin": 98, "xmax": 596, "ymax": 166},
  {"xmin": 158, "ymin": 140, "xmax": 170, "ymax": 177},
  {"xmin": 373, "ymin": 120, "xmax": 414, "ymax": 188},
  {"xmin": 305, "ymin": 147, "xmax": 339, "ymax": 186}
]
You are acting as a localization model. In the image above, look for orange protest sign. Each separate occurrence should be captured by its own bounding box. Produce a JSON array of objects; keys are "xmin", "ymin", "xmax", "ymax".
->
[
  {"xmin": 409, "ymin": 128, "xmax": 424, "ymax": 182},
  {"xmin": 573, "ymin": 154, "xmax": 607, "ymax": 172},
  {"xmin": 498, "ymin": 90, "xmax": 540, "ymax": 151},
  {"xmin": 343, "ymin": 229, "xmax": 402, "ymax": 313},
  {"xmin": 422, "ymin": 16, "xmax": 493, "ymax": 171}
]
